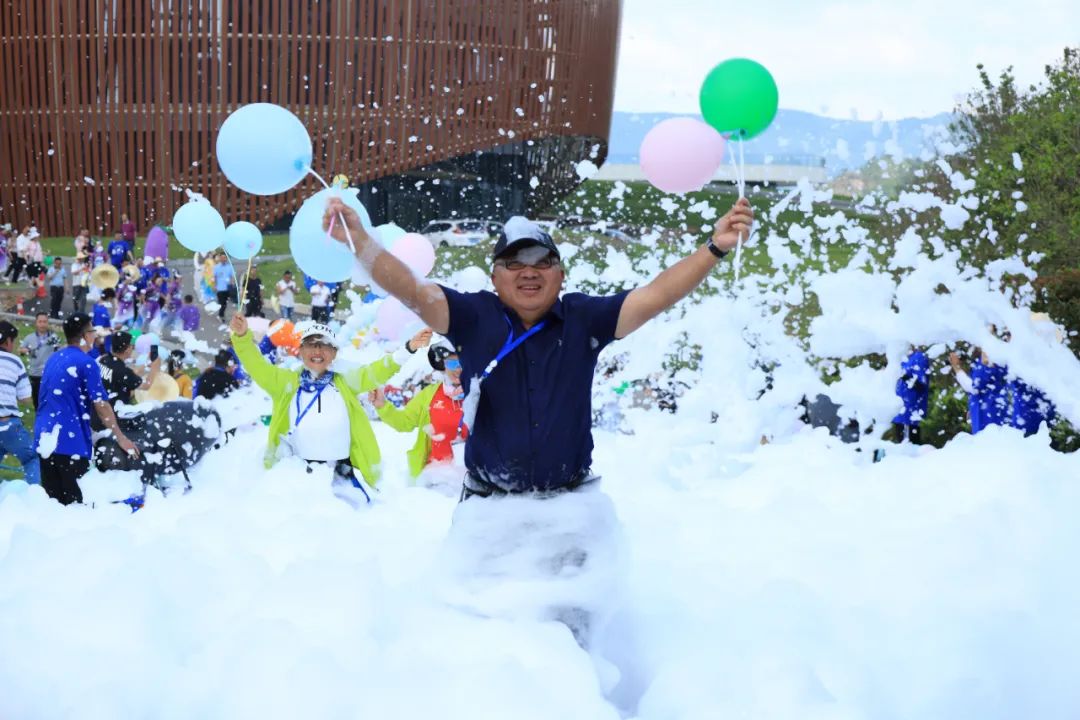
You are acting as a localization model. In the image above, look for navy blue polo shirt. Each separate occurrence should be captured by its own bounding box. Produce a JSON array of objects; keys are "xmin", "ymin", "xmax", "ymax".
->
[{"xmin": 440, "ymin": 286, "xmax": 628, "ymax": 492}]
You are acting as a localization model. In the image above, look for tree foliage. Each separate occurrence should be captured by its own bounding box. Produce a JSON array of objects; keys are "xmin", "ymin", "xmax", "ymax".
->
[{"xmin": 924, "ymin": 48, "xmax": 1080, "ymax": 353}]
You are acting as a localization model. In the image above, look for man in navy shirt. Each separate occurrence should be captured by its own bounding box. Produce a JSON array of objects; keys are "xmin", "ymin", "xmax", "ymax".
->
[
  {"xmin": 33, "ymin": 313, "xmax": 140, "ymax": 505},
  {"xmin": 324, "ymin": 198, "xmax": 754, "ymax": 496}
]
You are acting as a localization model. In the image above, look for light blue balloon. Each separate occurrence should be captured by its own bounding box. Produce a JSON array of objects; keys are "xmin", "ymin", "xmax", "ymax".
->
[
  {"xmin": 172, "ymin": 201, "xmax": 225, "ymax": 253},
  {"xmin": 216, "ymin": 103, "xmax": 312, "ymax": 195},
  {"xmin": 223, "ymin": 221, "xmax": 263, "ymax": 260},
  {"xmin": 290, "ymin": 187, "xmax": 374, "ymax": 282}
]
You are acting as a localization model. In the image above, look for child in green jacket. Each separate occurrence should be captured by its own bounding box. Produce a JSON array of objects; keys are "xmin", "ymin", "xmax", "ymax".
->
[{"xmin": 369, "ymin": 343, "xmax": 467, "ymax": 483}]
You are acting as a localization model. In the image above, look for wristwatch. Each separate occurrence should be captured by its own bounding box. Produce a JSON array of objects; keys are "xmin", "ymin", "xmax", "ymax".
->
[{"xmin": 705, "ymin": 238, "xmax": 729, "ymax": 259}]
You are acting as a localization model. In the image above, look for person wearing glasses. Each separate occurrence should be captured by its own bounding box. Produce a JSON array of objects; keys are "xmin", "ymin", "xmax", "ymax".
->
[
  {"xmin": 368, "ymin": 340, "xmax": 468, "ymax": 485},
  {"xmin": 322, "ymin": 199, "xmax": 753, "ymax": 645},
  {"xmin": 322, "ymin": 204, "xmax": 753, "ymax": 499},
  {"xmin": 33, "ymin": 313, "xmax": 139, "ymax": 505},
  {"xmin": 228, "ymin": 313, "xmax": 430, "ymax": 500}
]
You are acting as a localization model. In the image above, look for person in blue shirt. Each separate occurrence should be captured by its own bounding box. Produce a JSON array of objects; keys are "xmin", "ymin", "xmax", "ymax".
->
[
  {"xmin": 46, "ymin": 257, "xmax": 68, "ymax": 319},
  {"xmin": 33, "ymin": 313, "xmax": 139, "ymax": 505},
  {"xmin": 891, "ymin": 347, "xmax": 929, "ymax": 444},
  {"xmin": 213, "ymin": 252, "xmax": 235, "ymax": 322},
  {"xmin": 950, "ymin": 349, "xmax": 1009, "ymax": 434},
  {"xmin": 1010, "ymin": 378, "xmax": 1056, "ymax": 437},
  {"xmin": 107, "ymin": 232, "xmax": 131, "ymax": 268},
  {"xmin": 324, "ymin": 198, "xmax": 753, "ymax": 496}
]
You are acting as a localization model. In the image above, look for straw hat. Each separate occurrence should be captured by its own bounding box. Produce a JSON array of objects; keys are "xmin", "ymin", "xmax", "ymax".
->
[
  {"xmin": 134, "ymin": 372, "xmax": 180, "ymax": 404},
  {"xmin": 90, "ymin": 264, "xmax": 120, "ymax": 289},
  {"xmin": 122, "ymin": 264, "xmax": 141, "ymax": 282}
]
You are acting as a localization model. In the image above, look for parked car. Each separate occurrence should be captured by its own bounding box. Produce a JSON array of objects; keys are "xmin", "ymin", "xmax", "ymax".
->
[
  {"xmin": 421, "ymin": 219, "xmax": 494, "ymax": 248},
  {"xmin": 602, "ymin": 227, "xmax": 635, "ymax": 243}
]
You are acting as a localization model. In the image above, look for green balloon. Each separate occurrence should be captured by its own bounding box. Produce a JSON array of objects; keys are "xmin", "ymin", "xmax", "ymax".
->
[
  {"xmin": 699, "ymin": 58, "xmax": 779, "ymax": 140},
  {"xmin": 44, "ymin": 256, "xmax": 54, "ymax": 266}
]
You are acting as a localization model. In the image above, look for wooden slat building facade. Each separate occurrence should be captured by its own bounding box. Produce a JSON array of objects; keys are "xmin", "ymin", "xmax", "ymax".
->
[{"xmin": 0, "ymin": 0, "xmax": 621, "ymax": 235}]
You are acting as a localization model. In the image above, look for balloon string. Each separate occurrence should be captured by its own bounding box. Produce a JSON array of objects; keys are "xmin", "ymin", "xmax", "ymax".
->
[
  {"xmin": 239, "ymin": 256, "xmax": 254, "ymax": 312},
  {"xmin": 308, "ymin": 167, "xmax": 331, "ymax": 190},
  {"xmin": 728, "ymin": 135, "xmax": 746, "ymax": 284},
  {"xmin": 309, "ymin": 167, "xmax": 356, "ymax": 253},
  {"xmin": 225, "ymin": 255, "xmax": 242, "ymax": 307}
]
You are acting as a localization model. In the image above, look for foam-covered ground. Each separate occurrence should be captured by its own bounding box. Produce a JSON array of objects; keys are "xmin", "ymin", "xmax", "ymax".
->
[
  {"xmin": 5, "ymin": 149, "xmax": 1080, "ymax": 718},
  {"xmin": 2, "ymin": 395, "xmax": 1079, "ymax": 719}
]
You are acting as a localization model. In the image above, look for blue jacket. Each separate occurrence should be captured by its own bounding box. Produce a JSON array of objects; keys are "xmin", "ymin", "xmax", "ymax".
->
[
  {"xmin": 969, "ymin": 359, "xmax": 1009, "ymax": 433},
  {"xmin": 892, "ymin": 350, "xmax": 929, "ymax": 425},
  {"xmin": 1010, "ymin": 379, "xmax": 1055, "ymax": 436}
]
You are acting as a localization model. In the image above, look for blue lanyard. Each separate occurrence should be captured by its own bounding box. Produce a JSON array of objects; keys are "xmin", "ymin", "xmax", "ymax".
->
[
  {"xmin": 295, "ymin": 383, "xmax": 329, "ymax": 426},
  {"xmin": 480, "ymin": 315, "xmax": 546, "ymax": 381}
]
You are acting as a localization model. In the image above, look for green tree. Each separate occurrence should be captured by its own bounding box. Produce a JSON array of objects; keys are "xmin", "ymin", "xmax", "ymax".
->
[{"xmin": 916, "ymin": 48, "xmax": 1080, "ymax": 355}]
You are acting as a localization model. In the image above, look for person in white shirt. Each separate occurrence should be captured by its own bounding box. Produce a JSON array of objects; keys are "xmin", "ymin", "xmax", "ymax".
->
[
  {"xmin": 24, "ymin": 234, "xmax": 45, "ymax": 281},
  {"xmin": 71, "ymin": 254, "xmax": 91, "ymax": 314},
  {"xmin": 0, "ymin": 320, "xmax": 40, "ymax": 485},
  {"xmin": 6, "ymin": 226, "xmax": 31, "ymax": 283},
  {"xmin": 275, "ymin": 270, "xmax": 298, "ymax": 321},
  {"xmin": 309, "ymin": 280, "xmax": 331, "ymax": 323}
]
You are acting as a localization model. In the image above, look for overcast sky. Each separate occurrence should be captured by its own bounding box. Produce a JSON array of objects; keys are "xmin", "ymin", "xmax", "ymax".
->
[{"xmin": 613, "ymin": 0, "xmax": 1079, "ymax": 120}]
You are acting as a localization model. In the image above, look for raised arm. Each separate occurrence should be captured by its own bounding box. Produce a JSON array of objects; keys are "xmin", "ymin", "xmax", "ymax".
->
[
  {"xmin": 372, "ymin": 384, "xmax": 435, "ymax": 432},
  {"xmin": 340, "ymin": 329, "xmax": 432, "ymax": 394},
  {"xmin": 615, "ymin": 198, "xmax": 754, "ymax": 339},
  {"xmin": 323, "ymin": 198, "xmax": 449, "ymax": 334},
  {"xmin": 229, "ymin": 313, "xmax": 293, "ymax": 393}
]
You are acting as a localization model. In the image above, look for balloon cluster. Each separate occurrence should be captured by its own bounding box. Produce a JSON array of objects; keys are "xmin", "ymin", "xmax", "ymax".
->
[
  {"xmin": 640, "ymin": 58, "xmax": 779, "ymax": 195},
  {"xmin": 207, "ymin": 102, "xmax": 437, "ymax": 298}
]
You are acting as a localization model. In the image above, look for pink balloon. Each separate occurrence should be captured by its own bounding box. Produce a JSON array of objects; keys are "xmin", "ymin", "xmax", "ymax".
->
[
  {"xmin": 639, "ymin": 117, "xmax": 726, "ymax": 194},
  {"xmin": 144, "ymin": 226, "xmax": 169, "ymax": 261},
  {"xmin": 390, "ymin": 233, "xmax": 436, "ymax": 277},
  {"xmin": 375, "ymin": 297, "xmax": 421, "ymax": 342}
]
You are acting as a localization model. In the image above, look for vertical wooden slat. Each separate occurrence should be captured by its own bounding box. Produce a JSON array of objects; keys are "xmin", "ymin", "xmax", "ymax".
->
[
  {"xmin": 0, "ymin": 1, "xmax": 18, "ymax": 224},
  {"xmin": 132, "ymin": 0, "xmax": 145, "ymax": 234},
  {"xmin": 10, "ymin": 2, "xmax": 30, "ymax": 226},
  {"xmin": 1, "ymin": 0, "xmax": 621, "ymax": 234}
]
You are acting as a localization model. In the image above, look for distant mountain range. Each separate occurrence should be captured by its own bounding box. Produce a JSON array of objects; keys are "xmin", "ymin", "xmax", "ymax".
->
[{"xmin": 606, "ymin": 109, "xmax": 954, "ymax": 175}]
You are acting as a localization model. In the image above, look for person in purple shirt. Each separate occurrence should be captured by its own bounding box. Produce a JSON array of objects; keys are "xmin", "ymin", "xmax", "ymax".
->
[
  {"xmin": 91, "ymin": 242, "xmax": 108, "ymax": 268},
  {"xmin": 120, "ymin": 214, "xmax": 137, "ymax": 244},
  {"xmin": 158, "ymin": 277, "xmax": 183, "ymax": 333},
  {"xmin": 178, "ymin": 294, "xmax": 201, "ymax": 333},
  {"xmin": 140, "ymin": 277, "xmax": 163, "ymax": 332},
  {"xmin": 113, "ymin": 281, "xmax": 136, "ymax": 327}
]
